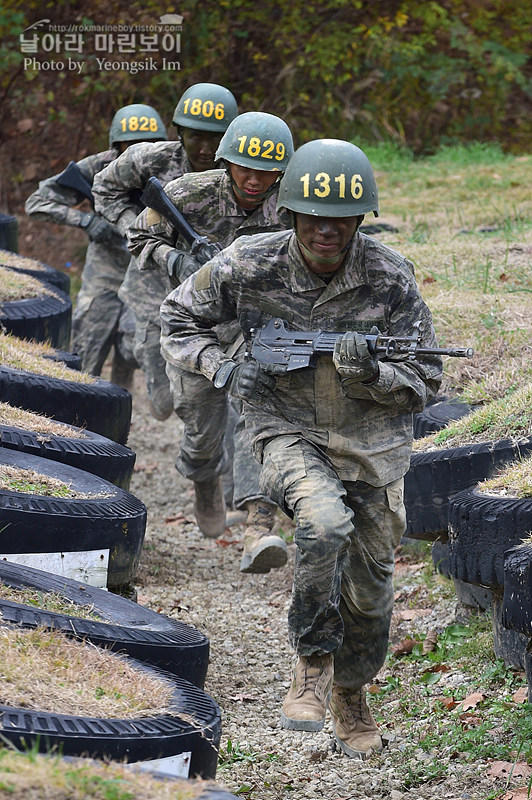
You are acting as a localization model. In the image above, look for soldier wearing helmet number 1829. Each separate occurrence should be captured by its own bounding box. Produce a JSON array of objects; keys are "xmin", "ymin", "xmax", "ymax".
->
[
  {"xmin": 92, "ymin": 83, "xmax": 238, "ymax": 416},
  {"xmin": 128, "ymin": 111, "xmax": 294, "ymax": 551},
  {"xmin": 158, "ymin": 139, "xmax": 443, "ymax": 758},
  {"xmin": 25, "ymin": 103, "xmax": 167, "ymax": 387}
]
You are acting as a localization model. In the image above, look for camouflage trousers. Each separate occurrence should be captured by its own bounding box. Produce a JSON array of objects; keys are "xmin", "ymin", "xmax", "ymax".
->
[
  {"xmin": 260, "ymin": 434, "xmax": 406, "ymax": 690},
  {"xmin": 165, "ymin": 363, "xmax": 268, "ymax": 509},
  {"xmin": 71, "ymin": 249, "xmax": 137, "ymax": 379},
  {"xmin": 118, "ymin": 259, "xmax": 173, "ymax": 418}
]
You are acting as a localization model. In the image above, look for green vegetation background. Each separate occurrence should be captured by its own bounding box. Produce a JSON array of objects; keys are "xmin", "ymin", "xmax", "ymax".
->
[{"xmin": 1, "ymin": 0, "xmax": 531, "ymax": 155}]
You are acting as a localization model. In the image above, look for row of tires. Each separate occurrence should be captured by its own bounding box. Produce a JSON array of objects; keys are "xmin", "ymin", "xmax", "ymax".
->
[{"xmin": 0, "ymin": 245, "xmax": 235, "ymax": 790}]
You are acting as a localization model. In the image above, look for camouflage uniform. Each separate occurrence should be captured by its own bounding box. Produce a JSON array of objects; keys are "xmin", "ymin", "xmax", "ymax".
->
[
  {"xmin": 159, "ymin": 229, "xmax": 442, "ymax": 687},
  {"xmin": 25, "ymin": 150, "xmax": 134, "ymax": 377},
  {"xmin": 128, "ymin": 169, "xmax": 291, "ymax": 507},
  {"xmin": 92, "ymin": 140, "xmax": 192, "ymax": 417}
]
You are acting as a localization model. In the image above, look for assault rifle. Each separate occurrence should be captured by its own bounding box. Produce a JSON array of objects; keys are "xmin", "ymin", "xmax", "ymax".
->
[
  {"xmin": 248, "ymin": 317, "xmax": 474, "ymax": 372},
  {"xmin": 141, "ymin": 176, "xmax": 222, "ymax": 264},
  {"xmin": 55, "ymin": 161, "xmax": 94, "ymax": 207}
]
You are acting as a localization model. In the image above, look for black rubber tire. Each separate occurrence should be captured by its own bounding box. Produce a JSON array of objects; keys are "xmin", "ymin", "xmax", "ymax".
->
[
  {"xmin": 490, "ymin": 590, "xmax": 529, "ymax": 670},
  {"xmin": 45, "ymin": 347, "xmax": 82, "ymax": 370},
  {"xmin": 448, "ymin": 488, "xmax": 532, "ymax": 590},
  {"xmin": 0, "ymin": 215, "xmax": 18, "ymax": 253},
  {"xmin": 431, "ymin": 538, "xmax": 451, "ymax": 577},
  {"xmin": 0, "ymin": 447, "xmax": 146, "ymax": 589},
  {"xmin": 0, "ymin": 560, "xmax": 210, "ymax": 688},
  {"xmin": 502, "ymin": 543, "xmax": 532, "ymax": 637},
  {"xmin": 404, "ymin": 435, "xmax": 532, "ymax": 541},
  {"xmin": 0, "ymin": 284, "xmax": 72, "ymax": 350},
  {"xmin": 414, "ymin": 397, "xmax": 472, "ymax": 440},
  {"xmin": 430, "ymin": 539, "xmax": 491, "ymax": 610},
  {"xmin": 0, "ymin": 421, "xmax": 136, "ymax": 489},
  {"xmin": 0, "ymin": 365, "xmax": 131, "ymax": 444},
  {"xmin": 0, "ymin": 660, "xmax": 221, "ymax": 779},
  {"xmin": 0, "ymin": 250, "xmax": 70, "ymax": 294}
]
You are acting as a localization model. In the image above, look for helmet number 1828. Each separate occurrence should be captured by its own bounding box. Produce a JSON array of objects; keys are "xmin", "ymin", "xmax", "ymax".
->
[{"xmin": 299, "ymin": 172, "xmax": 363, "ymax": 199}]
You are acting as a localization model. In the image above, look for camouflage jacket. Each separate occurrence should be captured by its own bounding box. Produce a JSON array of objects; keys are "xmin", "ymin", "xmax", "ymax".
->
[
  {"xmin": 127, "ymin": 169, "xmax": 291, "ymax": 276},
  {"xmin": 160, "ymin": 230, "xmax": 443, "ymax": 486},
  {"xmin": 25, "ymin": 149, "xmax": 127, "ymax": 261},
  {"xmin": 92, "ymin": 140, "xmax": 192, "ymax": 237}
]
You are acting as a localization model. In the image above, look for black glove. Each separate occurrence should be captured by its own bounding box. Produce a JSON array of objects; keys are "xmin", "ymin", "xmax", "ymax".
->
[
  {"xmin": 213, "ymin": 360, "xmax": 276, "ymax": 403},
  {"xmin": 79, "ymin": 212, "xmax": 114, "ymax": 243},
  {"xmin": 166, "ymin": 250, "xmax": 201, "ymax": 282},
  {"xmin": 333, "ymin": 329, "xmax": 379, "ymax": 383}
]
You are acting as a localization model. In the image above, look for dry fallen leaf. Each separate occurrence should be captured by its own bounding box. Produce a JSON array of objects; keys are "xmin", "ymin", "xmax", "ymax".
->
[
  {"xmin": 501, "ymin": 790, "xmax": 532, "ymax": 800},
  {"xmin": 392, "ymin": 637, "xmax": 421, "ymax": 656},
  {"xmin": 511, "ymin": 686, "xmax": 528, "ymax": 704},
  {"xmin": 433, "ymin": 695, "xmax": 456, "ymax": 710},
  {"xmin": 457, "ymin": 691, "xmax": 485, "ymax": 710},
  {"xmin": 488, "ymin": 761, "xmax": 532, "ymax": 782}
]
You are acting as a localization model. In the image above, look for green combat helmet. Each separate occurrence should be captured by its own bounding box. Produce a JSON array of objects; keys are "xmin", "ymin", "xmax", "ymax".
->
[
  {"xmin": 172, "ymin": 83, "xmax": 238, "ymax": 132},
  {"xmin": 109, "ymin": 103, "xmax": 167, "ymax": 146},
  {"xmin": 277, "ymin": 139, "xmax": 379, "ymax": 217},
  {"xmin": 215, "ymin": 111, "xmax": 294, "ymax": 171}
]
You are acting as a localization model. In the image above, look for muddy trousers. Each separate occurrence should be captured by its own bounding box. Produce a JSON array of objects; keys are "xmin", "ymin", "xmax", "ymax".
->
[
  {"xmin": 260, "ymin": 435, "xmax": 406, "ymax": 690},
  {"xmin": 166, "ymin": 363, "xmax": 267, "ymax": 508}
]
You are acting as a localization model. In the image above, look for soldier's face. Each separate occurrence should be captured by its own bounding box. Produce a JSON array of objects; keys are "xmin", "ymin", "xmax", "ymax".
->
[
  {"xmin": 228, "ymin": 163, "xmax": 279, "ymax": 210},
  {"xmin": 295, "ymin": 213, "xmax": 361, "ymax": 276},
  {"xmin": 180, "ymin": 128, "xmax": 223, "ymax": 171}
]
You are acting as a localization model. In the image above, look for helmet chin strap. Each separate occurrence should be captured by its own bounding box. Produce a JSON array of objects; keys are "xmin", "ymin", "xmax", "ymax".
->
[
  {"xmin": 295, "ymin": 236, "xmax": 346, "ymax": 265},
  {"xmin": 228, "ymin": 165, "xmax": 280, "ymax": 206}
]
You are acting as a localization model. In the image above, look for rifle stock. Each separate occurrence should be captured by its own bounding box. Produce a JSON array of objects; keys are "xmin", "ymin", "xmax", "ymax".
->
[
  {"xmin": 141, "ymin": 176, "xmax": 222, "ymax": 265},
  {"xmin": 55, "ymin": 161, "xmax": 94, "ymax": 207}
]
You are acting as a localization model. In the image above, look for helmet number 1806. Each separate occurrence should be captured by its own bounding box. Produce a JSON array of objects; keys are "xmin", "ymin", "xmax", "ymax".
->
[
  {"xmin": 299, "ymin": 172, "xmax": 363, "ymax": 199},
  {"xmin": 182, "ymin": 98, "xmax": 226, "ymax": 119}
]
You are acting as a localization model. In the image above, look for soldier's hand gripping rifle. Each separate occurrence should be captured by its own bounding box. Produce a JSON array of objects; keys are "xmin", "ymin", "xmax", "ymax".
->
[
  {"xmin": 248, "ymin": 317, "xmax": 474, "ymax": 372},
  {"xmin": 140, "ymin": 176, "xmax": 222, "ymax": 265}
]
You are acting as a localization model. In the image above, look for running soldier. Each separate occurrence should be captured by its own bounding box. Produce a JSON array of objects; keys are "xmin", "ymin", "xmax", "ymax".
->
[
  {"xmin": 158, "ymin": 139, "xmax": 443, "ymax": 757},
  {"xmin": 25, "ymin": 103, "xmax": 166, "ymax": 388},
  {"xmin": 128, "ymin": 112, "xmax": 294, "ymax": 553},
  {"xmin": 92, "ymin": 83, "xmax": 238, "ymax": 419}
]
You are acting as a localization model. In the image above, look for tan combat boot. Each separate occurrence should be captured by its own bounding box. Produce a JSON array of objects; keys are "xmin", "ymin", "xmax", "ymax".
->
[
  {"xmin": 329, "ymin": 685, "xmax": 383, "ymax": 759},
  {"xmin": 193, "ymin": 475, "xmax": 226, "ymax": 539},
  {"xmin": 280, "ymin": 653, "xmax": 334, "ymax": 732},
  {"xmin": 239, "ymin": 501, "xmax": 287, "ymax": 574}
]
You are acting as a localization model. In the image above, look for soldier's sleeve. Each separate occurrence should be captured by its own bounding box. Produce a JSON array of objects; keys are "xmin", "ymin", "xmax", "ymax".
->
[
  {"xmin": 25, "ymin": 169, "xmax": 87, "ymax": 228},
  {"xmin": 340, "ymin": 271, "xmax": 443, "ymax": 412},
  {"xmin": 160, "ymin": 253, "xmax": 237, "ymax": 379},
  {"xmin": 127, "ymin": 205, "xmax": 177, "ymax": 272},
  {"xmin": 92, "ymin": 145, "xmax": 145, "ymax": 236}
]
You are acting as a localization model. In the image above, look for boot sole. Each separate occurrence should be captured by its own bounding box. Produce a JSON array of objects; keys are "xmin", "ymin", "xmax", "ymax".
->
[
  {"xmin": 280, "ymin": 711, "xmax": 325, "ymax": 732},
  {"xmin": 240, "ymin": 538, "xmax": 288, "ymax": 574},
  {"xmin": 331, "ymin": 725, "xmax": 383, "ymax": 759}
]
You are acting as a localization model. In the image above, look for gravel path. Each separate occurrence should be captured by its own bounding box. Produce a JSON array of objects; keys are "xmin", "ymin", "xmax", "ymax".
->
[{"xmin": 125, "ymin": 371, "xmax": 524, "ymax": 800}]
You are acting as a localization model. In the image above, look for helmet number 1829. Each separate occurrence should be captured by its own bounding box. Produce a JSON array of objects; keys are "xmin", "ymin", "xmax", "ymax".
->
[{"xmin": 299, "ymin": 172, "xmax": 363, "ymax": 199}]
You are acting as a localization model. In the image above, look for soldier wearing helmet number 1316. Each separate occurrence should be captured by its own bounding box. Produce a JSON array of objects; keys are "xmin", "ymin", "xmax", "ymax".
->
[
  {"xmin": 25, "ymin": 103, "xmax": 166, "ymax": 387},
  {"xmin": 128, "ymin": 111, "xmax": 294, "ymax": 551},
  {"xmin": 158, "ymin": 139, "xmax": 443, "ymax": 759},
  {"xmin": 92, "ymin": 83, "xmax": 238, "ymax": 417}
]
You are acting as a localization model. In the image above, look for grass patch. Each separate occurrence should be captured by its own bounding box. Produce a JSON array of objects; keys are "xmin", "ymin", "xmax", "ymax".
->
[
  {"xmin": 0, "ymin": 747, "xmax": 209, "ymax": 800},
  {"xmin": 0, "ymin": 464, "xmax": 112, "ymax": 499},
  {"xmin": 0, "ymin": 266, "xmax": 56, "ymax": 302},
  {"xmin": 413, "ymin": 381, "xmax": 532, "ymax": 450},
  {"xmin": 0, "ymin": 331, "xmax": 96, "ymax": 384},
  {"xmin": 479, "ymin": 453, "xmax": 532, "ymax": 499},
  {"xmin": 0, "ymin": 401, "xmax": 87, "ymax": 439},
  {"xmin": 0, "ymin": 626, "xmax": 176, "ymax": 718},
  {"xmin": 0, "ymin": 580, "xmax": 102, "ymax": 620},
  {"xmin": 0, "ymin": 249, "xmax": 49, "ymax": 272}
]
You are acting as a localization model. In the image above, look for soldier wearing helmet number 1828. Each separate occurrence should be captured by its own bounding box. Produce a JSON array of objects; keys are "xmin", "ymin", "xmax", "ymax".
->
[
  {"xmin": 128, "ymin": 111, "xmax": 294, "ymax": 552},
  {"xmin": 25, "ymin": 103, "xmax": 167, "ymax": 387},
  {"xmin": 158, "ymin": 139, "xmax": 443, "ymax": 759},
  {"xmin": 92, "ymin": 83, "xmax": 238, "ymax": 415}
]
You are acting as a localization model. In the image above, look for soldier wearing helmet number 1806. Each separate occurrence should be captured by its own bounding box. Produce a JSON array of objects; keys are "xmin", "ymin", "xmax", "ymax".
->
[
  {"xmin": 158, "ymin": 139, "xmax": 443, "ymax": 758},
  {"xmin": 128, "ymin": 111, "xmax": 294, "ymax": 553},
  {"xmin": 25, "ymin": 103, "xmax": 166, "ymax": 387},
  {"xmin": 92, "ymin": 83, "xmax": 238, "ymax": 417}
]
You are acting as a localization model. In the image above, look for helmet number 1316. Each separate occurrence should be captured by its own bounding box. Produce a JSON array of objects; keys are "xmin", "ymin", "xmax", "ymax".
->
[{"xmin": 299, "ymin": 172, "xmax": 363, "ymax": 199}]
